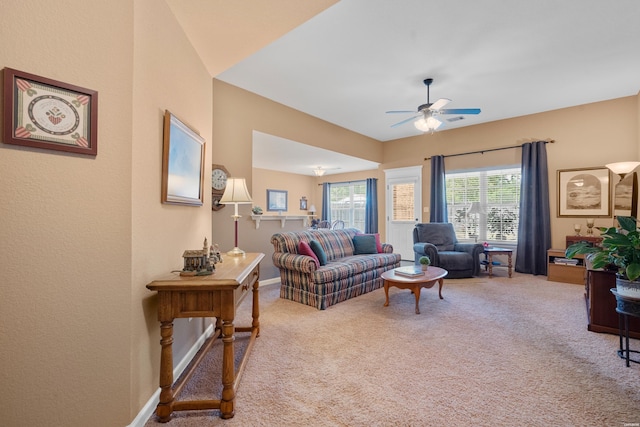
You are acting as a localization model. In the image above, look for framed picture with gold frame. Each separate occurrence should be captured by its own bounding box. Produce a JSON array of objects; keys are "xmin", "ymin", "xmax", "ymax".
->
[
  {"xmin": 161, "ymin": 110, "xmax": 206, "ymax": 206},
  {"xmin": 557, "ymin": 167, "xmax": 611, "ymax": 217}
]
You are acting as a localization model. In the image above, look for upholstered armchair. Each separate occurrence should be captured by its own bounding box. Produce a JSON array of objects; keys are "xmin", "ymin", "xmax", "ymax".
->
[{"xmin": 413, "ymin": 222, "xmax": 484, "ymax": 279}]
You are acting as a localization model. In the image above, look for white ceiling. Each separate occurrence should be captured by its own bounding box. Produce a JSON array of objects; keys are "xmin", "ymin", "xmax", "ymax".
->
[{"xmin": 170, "ymin": 0, "xmax": 640, "ymax": 174}]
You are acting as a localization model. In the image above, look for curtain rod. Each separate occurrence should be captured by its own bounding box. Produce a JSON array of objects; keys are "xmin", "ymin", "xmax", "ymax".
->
[{"xmin": 424, "ymin": 139, "xmax": 554, "ymax": 161}]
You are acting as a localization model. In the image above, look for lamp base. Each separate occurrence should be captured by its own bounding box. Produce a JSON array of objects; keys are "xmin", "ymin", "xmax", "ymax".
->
[{"xmin": 227, "ymin": 247, "xmax": 246, "ymax": 257}]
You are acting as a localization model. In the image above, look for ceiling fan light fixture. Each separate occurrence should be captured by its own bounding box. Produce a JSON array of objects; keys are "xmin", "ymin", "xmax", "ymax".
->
[
  {"xmin": 313, "ymin": 167, "xmax": 326, "ymax": 176},
  {"xmin": 414, "ymin": 115, "xmax": 442, "ymax": 132}
]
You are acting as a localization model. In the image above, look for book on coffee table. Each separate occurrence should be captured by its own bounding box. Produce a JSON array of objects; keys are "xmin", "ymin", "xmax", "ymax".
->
[{"xmin": 393, "ymin": 266, "xmax": 424, "ymax": 278}]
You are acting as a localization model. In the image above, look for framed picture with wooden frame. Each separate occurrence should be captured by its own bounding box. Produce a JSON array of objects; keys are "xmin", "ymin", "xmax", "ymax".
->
[
  {"xmin": 161, "ymin": 110, "xmax": 206, "ymax": 206},
  {"xmin": 3, "ymin": 67, "xmax": 98, "ymax": 156},
  {"xmin": 557, "ymin": 167, "xmax": 611, "ymax": 217}
]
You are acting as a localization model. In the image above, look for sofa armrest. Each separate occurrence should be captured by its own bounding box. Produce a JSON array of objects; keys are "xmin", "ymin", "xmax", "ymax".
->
[
  {"xmin": 381, "ymin": 243, "xmax": 394, "ymax": 253},
  {"xmin": 272, "ymin": 252, "xmax": 318, "ymax": 273}
]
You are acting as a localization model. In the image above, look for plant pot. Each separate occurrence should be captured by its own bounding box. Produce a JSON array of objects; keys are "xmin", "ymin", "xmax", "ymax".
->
[
  {"xmin": 421, "ymin": 265, "xmax": 428, "ymax": 271},
  {"xmin": 616, "ymin": 276, "xmax": 640, "ymax": 299}
]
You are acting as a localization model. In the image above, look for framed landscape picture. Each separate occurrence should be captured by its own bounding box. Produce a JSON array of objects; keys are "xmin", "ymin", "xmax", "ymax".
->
[
  {"xmin": 161, "ymin": 110, "xmax": 206, "ymax": 206},
  {"xmin": 557, "ymin": 167, "xmax": 611, "ymax": 217},
  {"xmin": 3, "ymin": 67, "xmax": 98, "ymax": 156}
]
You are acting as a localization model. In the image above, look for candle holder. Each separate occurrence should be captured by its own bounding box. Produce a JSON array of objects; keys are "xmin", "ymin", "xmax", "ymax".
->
[
  {"xmin": 574, "ymin": 224, "xmax": 582, "ymax": 236},
  {"xmin": 586, "ymin": 218, "xmax": 595, "ymax": 236}
]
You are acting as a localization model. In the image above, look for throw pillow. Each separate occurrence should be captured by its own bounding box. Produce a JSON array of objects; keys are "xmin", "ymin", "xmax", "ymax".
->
[
  {"xmin": 298, "ymin": 240, "xmax": 319, "ymax": 266},
  {"xmin": 353, "ymin": 234, "xmax": 378, "ymax": 254},
  {"xmin": 309, "ymin": 240, "xmax": 328, "ymax": 266},
  {"xmin": 357, "ymin": 233, "xmax": 383, "ymax": 253}
]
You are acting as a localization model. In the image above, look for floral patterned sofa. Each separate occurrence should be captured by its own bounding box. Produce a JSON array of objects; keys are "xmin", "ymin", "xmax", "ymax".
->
[{"xmin": 271, "ymin": 228, "xmax": 401, "ymax": 310}]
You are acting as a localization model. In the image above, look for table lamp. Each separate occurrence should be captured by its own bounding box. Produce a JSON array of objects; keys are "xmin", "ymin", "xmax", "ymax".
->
[{"xmin": 220, "ymin": 178, "xmax": 252, "ymax": 256}]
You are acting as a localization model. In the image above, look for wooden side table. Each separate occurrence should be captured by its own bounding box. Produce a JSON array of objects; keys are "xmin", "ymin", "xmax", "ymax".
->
[
  {"xmin": 483, "ymin": 247, "xmax": 513, "ymax": 278},
  {"xmin": 146, "ymin": 252, "xmax": 264, "ymax": 421}
]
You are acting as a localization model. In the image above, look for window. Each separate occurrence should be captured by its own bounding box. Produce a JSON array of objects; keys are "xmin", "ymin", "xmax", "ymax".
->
[
  {"xmin": 329, "ymin": 181, "xmax": 366, "ymax": 230},
  {"xmin": 446, "ymin": 167, "xmax": 521, "ymax": 244}
]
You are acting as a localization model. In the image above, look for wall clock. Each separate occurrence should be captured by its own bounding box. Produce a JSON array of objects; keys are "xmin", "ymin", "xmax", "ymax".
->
[{"xmin": 211, "ymin": 164, "xmax": 229, "ymax": 211}]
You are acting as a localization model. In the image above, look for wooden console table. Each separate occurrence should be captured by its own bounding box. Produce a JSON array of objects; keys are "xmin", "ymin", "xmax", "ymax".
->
[{"xmin": 146, "ymin": 252, "xmax": 264, "ymax": 421}]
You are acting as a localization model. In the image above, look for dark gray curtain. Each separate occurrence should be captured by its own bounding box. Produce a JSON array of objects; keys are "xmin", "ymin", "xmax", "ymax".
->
[
  {"xmin": 515, "ymin": 141, "xmax": 551, "ymax": 275},
  {"xmin": 321, "ymin": 182, "xmax": 330, "ymax": 221},
  {"xmin": 430, "ymin": 155, "xmax": 448, "ymax": 222},
  {"xmin": 365, "ymin": 178, "xmax": 378, "ymax": 233}
]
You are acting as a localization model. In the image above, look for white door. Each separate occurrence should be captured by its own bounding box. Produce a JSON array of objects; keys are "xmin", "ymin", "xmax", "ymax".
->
[{"xmin": 385, "ymin": 166, "xmax": 422, "ymax": 262}]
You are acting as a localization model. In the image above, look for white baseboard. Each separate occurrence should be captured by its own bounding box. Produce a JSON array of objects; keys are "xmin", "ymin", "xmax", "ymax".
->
[{"xmin": 127, "ymin": 323, "xmax": 215, "ymax": 427}]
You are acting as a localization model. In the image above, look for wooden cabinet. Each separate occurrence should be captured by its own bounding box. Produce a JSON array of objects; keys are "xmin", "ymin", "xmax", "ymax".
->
[
  {"xmin": 566, "ymin": 235, "xmax": 602, "ymax": 248},
  {"xmin": 585, "ymin": 269, "xmax": 640, "ymax": 339},
  {"xmin": 547, "ymin": 248, "xmax": 585, "ymax": 284}
]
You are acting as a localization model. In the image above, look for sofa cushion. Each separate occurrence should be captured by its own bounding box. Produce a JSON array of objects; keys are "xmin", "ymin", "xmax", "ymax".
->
[
  {"xmin": 357, "ymin": 233, "xmax": 382, "ymax": 253},
  {"xmin": 298, "ymin": 240, "xmax": 319, "ymax": 266},
  {"xmin": 309, "ymin": 240, "xmax": 328, "ymax": 266},
  {"xmin": 313, "ymin": 253, "xmax": 401, "ymax": 284},
  {"xmin": 353, "ymin": 234, "xmax": 378, "ymax": 254}
]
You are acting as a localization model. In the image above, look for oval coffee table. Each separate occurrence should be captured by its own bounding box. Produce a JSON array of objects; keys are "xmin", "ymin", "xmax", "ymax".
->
[{"xmin": 381, "ymin": 266, "xmax": 448, "ymax": 314}]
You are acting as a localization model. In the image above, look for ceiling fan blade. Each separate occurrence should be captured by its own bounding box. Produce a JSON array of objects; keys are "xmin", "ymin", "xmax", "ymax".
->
[
  {"xmin": 390, "ymin": 114, "xmax": 420, "ymax": 128},
  {"xmin": 438, "ymin": 108, "xmax": 481, "ymax": 115},
  {"xmin": 428, "ymin": 98, "xmax": 451, "ymax": 111},
  {"xmin": 386, "ymin": 110, "xmax": 416, "ymax": 114}
]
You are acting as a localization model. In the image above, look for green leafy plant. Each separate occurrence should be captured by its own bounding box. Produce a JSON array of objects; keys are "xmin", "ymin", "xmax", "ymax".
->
[
  {"xmin": 565, "ymin": 216, "xmax": 640, "ymax": 281},
  {"xmin": 419, "ymin": 256, "xmax": 431, "ymax": 266},
  {"xmin": 251, "ymin": 206, "xmax": 263, "ymax": 215}
]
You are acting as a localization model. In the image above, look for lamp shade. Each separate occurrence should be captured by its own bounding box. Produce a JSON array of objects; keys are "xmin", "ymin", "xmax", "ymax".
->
[
  {"xmin": 605, "ymin": 161, "xmax": 640, "ymax": 177},
  {"xmin": 467, "ymin": 201, "xmax": 486, "ymax": 215},
  {"xmin": 220, "ymin": 178, "xmax": 252, "ymax": 204},
  {"xmin": 309, "ymin": 204, "xmax": 317, "ymax": 214}
]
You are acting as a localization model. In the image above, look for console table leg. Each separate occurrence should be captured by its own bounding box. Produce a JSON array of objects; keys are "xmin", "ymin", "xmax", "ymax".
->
[
  {"xmin": 156, "ymin": 320, "xmax": 174, "ymax": 422},
  {"xmin": 507, "ymin": 254, "xmax": 513, "ymax": 278},
  {"xmin": 220, "ymin": 318, "xmax": 235, "ymax": 419},
  {"xmin": 252, "ymin": 279, "xmax": 260, "ymax": 337}
]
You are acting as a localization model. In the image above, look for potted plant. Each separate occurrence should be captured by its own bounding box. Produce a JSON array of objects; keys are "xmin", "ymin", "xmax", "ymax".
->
[
  {"xmin": 565, "ymin": 216, "xmax": 640, "ymax": 298},
  {"xmin": 251, "ymin": 206, "xmax": 263, "ymax": 215},
  {"xmin": 419, "ymin": 255, "xmax": 431, "ymax": 271}
]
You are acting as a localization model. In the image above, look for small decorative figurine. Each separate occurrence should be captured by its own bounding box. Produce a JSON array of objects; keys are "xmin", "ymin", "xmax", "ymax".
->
[{"xmin": 180, "ymin": 237, "xmax": 216, "ymax": 276}]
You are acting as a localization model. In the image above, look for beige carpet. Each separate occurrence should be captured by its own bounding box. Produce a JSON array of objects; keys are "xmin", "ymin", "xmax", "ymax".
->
[{"xmin": 145, "ymin": 273, "xmax": 640, "ymax": 427}]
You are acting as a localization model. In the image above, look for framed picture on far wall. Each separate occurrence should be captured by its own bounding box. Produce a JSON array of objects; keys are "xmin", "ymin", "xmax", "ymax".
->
[
  {"xmin": 557, "ymin": 167, "xmax": 611, "ymax": 217},
  {"xmin": 613, "ymin": 172, "xmax": 638, "ymax": 218},
  {"xmin": 161, "ymin": 110, "xmax": 206, "ymax": 206},
  {"xmin": 267, "ymin": 189, "xmax": 288, "ymax": 211}
]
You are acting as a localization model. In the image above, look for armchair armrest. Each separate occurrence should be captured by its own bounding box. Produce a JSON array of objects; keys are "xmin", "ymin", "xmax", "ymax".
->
[
  {"xmin": 413, "ymin": 242, "xmax": 439, "ymax": 264},
  {"xmin": 272, "ymin": 252, "xmax": 318, "ymax": 273},
  {"xmin": 454, "ymin": 242, "xmax": 484, "ymax": 275}
]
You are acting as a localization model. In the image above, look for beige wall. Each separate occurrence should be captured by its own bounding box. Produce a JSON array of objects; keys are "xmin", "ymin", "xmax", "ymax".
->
[
  {"xmin": 215, "ymin": 84, "xmax": 639, "ymax": 260},
  {"xmin": 131, "ymin": 0, "xmax": 214, "ymax": 418},
  {"xmin": 0, "ymin": 1, "xmax": 134, "ymax": 425}
]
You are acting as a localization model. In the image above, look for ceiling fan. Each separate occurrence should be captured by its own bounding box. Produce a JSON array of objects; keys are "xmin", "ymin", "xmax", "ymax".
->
[{"xmin": 386, "ymin": 78, "xmax": 481, "ymax": 132}]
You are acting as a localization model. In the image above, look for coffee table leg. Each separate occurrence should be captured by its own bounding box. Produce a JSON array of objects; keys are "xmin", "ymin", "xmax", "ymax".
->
[
  {"xmin": 438, "ymin": 278, "xmax": 444, "ymax": 299},
  {"xmin": 383, "ymin": 281, "xmax": 390, "ymax": 307},
  {"xmin": 413, "ymin": 285, "xmax": 421, "ymax": 314}
]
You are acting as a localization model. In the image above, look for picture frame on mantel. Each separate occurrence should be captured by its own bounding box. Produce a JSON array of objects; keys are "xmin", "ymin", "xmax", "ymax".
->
[
  {"xmin": 557, "ymin": 167, "xmax": 611, "ymax": 217},
  {"xmin": 3, "ymin": 67, "xmax": 98, "ymax": 156},
  {"xmin": 161, "ymin": 110, "xmax": 206, "ymax": 207}
]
